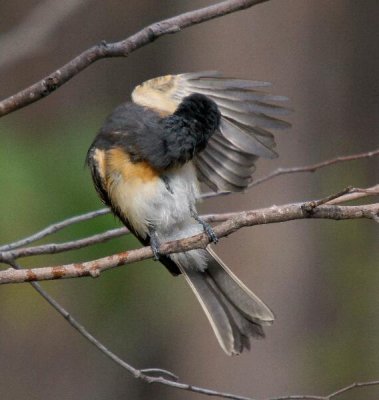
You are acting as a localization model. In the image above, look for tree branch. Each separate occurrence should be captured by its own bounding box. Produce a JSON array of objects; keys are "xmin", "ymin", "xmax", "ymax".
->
[
  {"xmin": 249, "ymin": 148, "xmax": 379, "ymax": 188},
  {"xmin": 265, "ymin": 379, "xmax": 379, "ymax": 400},
  {"xmin": 201, "ymin": 148, "xmax": 379, "ymax": 200},
  {"xmin": 0, "ymin": 227, "xmax": 128, "ymax": 259},
  {"xmin": 1, "ymin": 201, "xmax": 377, "ymax": 285},
  {"xmin": 0, "ymin": 207, "xmax": 110, "ymax": 252},
  {"xmin": 0, "ymin": 212, "xmax": 241, "ymax": 260},
  {"xmin": 327, "ymin": 184, "xmax": 379, "ymax": 204},
  {"xmin": 0, "ymin": 0, "xmax": 268, "ymax": 117},
  {"xmin": 2, "ymin": 184, "xmax": 378, "ymax": 260}
]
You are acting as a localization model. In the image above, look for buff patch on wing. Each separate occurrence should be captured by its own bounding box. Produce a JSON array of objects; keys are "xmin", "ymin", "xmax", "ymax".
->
[
  {"xmin": 131, "ymin": 71, "xmax": 291, "ymax": 192},
  {"xmin": 132, "ymin": 74, "xmax": 179, "ymax": 116}
]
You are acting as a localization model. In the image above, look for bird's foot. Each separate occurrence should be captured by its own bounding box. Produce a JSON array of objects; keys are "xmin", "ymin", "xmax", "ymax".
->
[
  {"xmin": 190, "ymin": 208, "xmax": 218, "ymax": 244},
  {"xmin": 149, "ymin": 227, "xmax": 161, "ymax": 261},
  {"xmin": 200, "ymin": 219, "xmax": 218, "ymax": 244}
]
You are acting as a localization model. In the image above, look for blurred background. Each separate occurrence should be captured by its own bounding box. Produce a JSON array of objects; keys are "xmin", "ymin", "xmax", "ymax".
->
[{"xmin": 0, "ymin": 0, "xmax": 378, "ymax": 399}]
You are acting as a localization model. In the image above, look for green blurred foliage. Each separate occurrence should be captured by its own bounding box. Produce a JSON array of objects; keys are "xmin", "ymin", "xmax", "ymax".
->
[{"xmin": 0, "ymin": 114, "xmax": 185, "ymax": 345}]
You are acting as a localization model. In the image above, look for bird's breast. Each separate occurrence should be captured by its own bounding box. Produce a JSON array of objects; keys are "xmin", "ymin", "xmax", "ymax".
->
[{"xmin": 104, "ymin": 147, "xmax": 200, "ymax": 239}]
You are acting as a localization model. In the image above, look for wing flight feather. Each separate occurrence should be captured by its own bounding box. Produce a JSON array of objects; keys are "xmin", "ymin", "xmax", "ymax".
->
[{"xmin": 132, "ymin": 71, "xmax": 291, "ymax": 192}]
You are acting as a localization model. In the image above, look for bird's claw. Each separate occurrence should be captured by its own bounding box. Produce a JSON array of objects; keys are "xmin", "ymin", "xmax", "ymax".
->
[
  {"xmin": 190, "ymin": 207, "xmax": 219, "ymax": 244},
  {"xmin": 203, "ymin": 222, "xmax": 219, "ymax": 244},
  {"xmin": 151, "ymin": 243, "xmax": 161, "ymax": 261},
  {"xmin": 149, "ymin": 227, "xmax": 161, "ymax": 261}
]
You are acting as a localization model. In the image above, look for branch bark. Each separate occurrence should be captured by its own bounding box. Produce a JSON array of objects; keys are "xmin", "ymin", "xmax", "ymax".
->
[
  {"xmin": 0, "ymin": 0, "xmax": 268, "ymax": 117},
  {"xmin": 1, "ymin": 202, "xmax": 377, "ymax": 285}
]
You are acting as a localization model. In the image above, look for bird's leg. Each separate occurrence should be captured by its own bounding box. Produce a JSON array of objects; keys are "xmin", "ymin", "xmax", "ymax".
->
[
  {"xmin": 190, "ymin": 205, "xmax": 218, "ymax": 244},
  {"xmin": 148, "ymin": 226, "xmax": 161, "ymax": 261}
]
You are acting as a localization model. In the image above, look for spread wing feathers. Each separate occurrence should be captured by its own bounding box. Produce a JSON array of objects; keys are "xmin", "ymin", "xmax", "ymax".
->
[
  {"xmin": 177, "ymin": 248, "xmax": 274, "ymax": 355},
  {"xmin": 132, "ymin": 71, "xmax": 291, "ymax": 192}
]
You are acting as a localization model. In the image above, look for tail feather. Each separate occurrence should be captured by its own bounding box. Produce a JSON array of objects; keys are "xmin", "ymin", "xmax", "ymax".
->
[
  {"xmin": 179, "ymin": 265, "xmax": 236, "ymax": 355},
  {"xmin": 206, "ymin": 248, "xmax": 275, "ymax": 324},
  {"xmin": 176, "ymin": 248, "xmax": 274, "ymax": 355}
]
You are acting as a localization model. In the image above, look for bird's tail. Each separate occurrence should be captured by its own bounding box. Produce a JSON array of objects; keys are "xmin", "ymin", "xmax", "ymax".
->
[{"xmin": 176, "ymin": 247, "xmax": 274, "ymax": 355}]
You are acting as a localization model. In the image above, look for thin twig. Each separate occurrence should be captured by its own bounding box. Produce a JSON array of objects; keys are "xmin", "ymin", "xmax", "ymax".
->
[
  {"xmin": 326, "ymin": 380, "xmax": 379, "ymax": 399},
  {"xmin": 327, "ymin": 184, "xmax": 379, "ymax": 204},
  {"xmin": 0, "ymin": 214, "xmax": 238, "ymax": 260},
  {"xmin": 0, "ymin": 208, "xmax": 110, "ymax": 252},
  {"xmin": 0, "ymin": 0, "xmax": 268, "ymax": 117},
  {"xmin": 302, "ymin": 186, "xmax": 354, "ymax": 212},
  {"xmin": 265, "ymin": 380, "xmax": 379, "ymax": 400},
  {"xmin": 1, "ymin": 202, "xmax": 377, "ymax": 284},
  {"xmin": 249, "ymin": 148, "xmax": 379, "ymax": 188},
  {"xmin": 0, "ymin": 227, "xmax": 127, "ymax": 260}
]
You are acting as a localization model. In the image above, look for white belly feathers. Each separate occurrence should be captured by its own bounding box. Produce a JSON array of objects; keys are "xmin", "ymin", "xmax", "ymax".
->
[
  {"xmin": 109, "ymin": 162, "xmax": 199, "ymax": 236},
  {"xmin": 108, "ymin": 160, "xmax": 207, "ymax": 270}
]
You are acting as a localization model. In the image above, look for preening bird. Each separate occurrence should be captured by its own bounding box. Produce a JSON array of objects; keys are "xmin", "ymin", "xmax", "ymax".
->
[{"xmin": 86, "ymin": 71, "xmax": 290, "ymax": 355}]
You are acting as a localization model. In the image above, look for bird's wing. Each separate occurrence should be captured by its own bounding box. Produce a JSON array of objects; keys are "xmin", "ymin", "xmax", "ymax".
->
[{"xmin": 132, "ymin": 71, "xmax": 291, "ymax": 192}]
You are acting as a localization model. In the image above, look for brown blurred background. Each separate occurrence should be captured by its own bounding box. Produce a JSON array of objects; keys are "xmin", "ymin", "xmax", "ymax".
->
[{"xmin": 0, "ymin": 1, "xmax": 378, "ymax": 399}]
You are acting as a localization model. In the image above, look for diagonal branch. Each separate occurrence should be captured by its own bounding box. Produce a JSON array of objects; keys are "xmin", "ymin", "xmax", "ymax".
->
[
  {"xmin": 2, "ymin": 182, "xmax": 378, "ymax": 260},
  {"xmin": 0, "ymin": 212, "xmax": 239, "ymax": 260},
  {"xmin": 201, "ymin": 148, "xmax": 379, "ymax": 200},
  {"xmin": 1, "ymin": 201, "xmax": 378, "ymax": 284},
  {"xmin": 0, "ymin": 0, "xmax": 268, "ymax": 117},
  {"xmin": 326, "ymin": 184, "xmax": 379, "ymax": 204},
  {"xmin": 0, "ymin": 208, "xmax": 110, "ymax": 252},
  {"xmin": 0, "ymin": 227, "xmax": 128, "ymax": 259},
  {"xmin": 249, "ymin": 148, "xmax": 379, "ymax": 188},
  {"xmin": 265, "ymin": 380, "xmax": 379, "ymax": 399}
]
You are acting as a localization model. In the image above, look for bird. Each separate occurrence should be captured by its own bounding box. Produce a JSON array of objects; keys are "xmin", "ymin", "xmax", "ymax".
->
[{"xmin": 86, "ymin": 71, "xmax": 290, "ymax": 355}]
